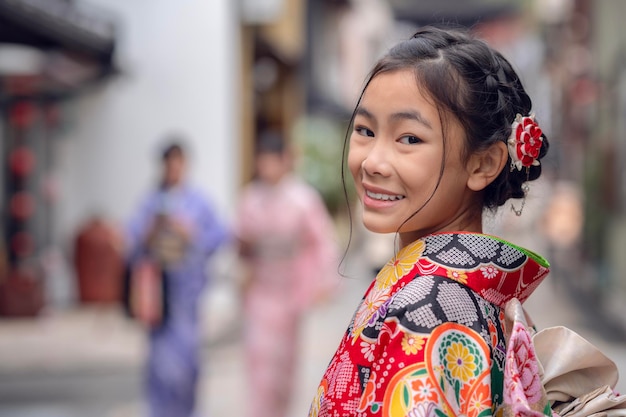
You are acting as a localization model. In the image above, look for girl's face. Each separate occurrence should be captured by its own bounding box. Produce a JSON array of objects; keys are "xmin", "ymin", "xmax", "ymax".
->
[{"xmin": 348, "ymin": 69, "xmax": 482, "ymax": 246}]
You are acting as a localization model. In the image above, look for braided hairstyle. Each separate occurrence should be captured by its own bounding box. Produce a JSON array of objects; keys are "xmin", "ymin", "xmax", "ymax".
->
[{"xmin": 352, "ymin": 25, "xmax": 549, "ymax": 210}]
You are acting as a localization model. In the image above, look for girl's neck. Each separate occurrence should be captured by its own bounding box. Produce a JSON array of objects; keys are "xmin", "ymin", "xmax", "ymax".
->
[{"xmin": 398, "ymin": 215, "xmax": 484, "ymax": 248}]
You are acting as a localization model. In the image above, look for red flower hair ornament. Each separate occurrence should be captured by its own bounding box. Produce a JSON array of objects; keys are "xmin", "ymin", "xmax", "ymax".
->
[{"xmin": 507, "ymin": 113, "xmax": 543, "ymax": 171}]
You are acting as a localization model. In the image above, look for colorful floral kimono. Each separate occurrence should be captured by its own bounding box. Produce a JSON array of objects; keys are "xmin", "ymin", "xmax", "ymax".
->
[
  {"xmin": 309, "ymin": 232, "xmax": 551, "ymax": 417},
  {"xmin": 127, "ymin": 184, "xmax": 228, "ymax": 417}
]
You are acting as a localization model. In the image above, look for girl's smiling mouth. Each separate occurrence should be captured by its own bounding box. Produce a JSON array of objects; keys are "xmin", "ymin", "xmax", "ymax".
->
[
  {"xmin": 365, "ymin": 190, "xmax": 405, "ymax": 201},
  {"xmin": 362, "ymin": 185, "xmax": 406, "ymax": 209}
]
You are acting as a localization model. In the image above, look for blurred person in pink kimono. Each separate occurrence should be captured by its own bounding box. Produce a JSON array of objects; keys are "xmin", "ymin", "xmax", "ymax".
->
[{"xmin": 235, "ymin": 131, "xmax": 340, "ymax": 417}]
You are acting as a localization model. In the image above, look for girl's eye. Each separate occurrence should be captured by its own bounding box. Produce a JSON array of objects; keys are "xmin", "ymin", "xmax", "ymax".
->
[
  {"xmin": 398, "ymin": 135, "xmax": 422, "ymax": 145},
  {"xmin": 355, "ymin": 126, "xmax": 375, "ymax": 137}
]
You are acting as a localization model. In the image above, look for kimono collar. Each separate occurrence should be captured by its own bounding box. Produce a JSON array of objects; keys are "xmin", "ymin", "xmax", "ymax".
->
[{"xmin": 376, "ymin": 232, "xmax": 550, "ymax": 308}]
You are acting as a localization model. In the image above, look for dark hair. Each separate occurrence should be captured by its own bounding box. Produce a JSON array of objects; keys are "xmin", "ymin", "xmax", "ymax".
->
[
  {"xmin": 256, "ymin": 130, "xmax": 286, "ymax": 155},
  {"xmin": 348, "ymin": 25, "xmax": 549, "ymax": 210},
  {"xmin": 161, "ymin": 141, "xmax": 185, "ymax": 161}
]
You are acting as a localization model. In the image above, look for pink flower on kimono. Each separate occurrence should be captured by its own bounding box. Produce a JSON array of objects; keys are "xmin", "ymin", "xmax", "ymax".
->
[{"xmin": 504, "ymin": 322, "xmax": 543, "ymax": 406}]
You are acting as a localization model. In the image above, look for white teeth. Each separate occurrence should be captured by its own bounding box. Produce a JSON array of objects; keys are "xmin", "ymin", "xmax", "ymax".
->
[{"xmin": 366, "ymin": 190, "xmax": 405, "ymax": 201}]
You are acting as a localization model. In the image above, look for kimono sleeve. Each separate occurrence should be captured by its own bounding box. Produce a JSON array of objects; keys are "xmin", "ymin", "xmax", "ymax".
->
[
  {"xmin": 193, "ymin": 192, "xmax": 229, "ymax": 258},
  {"xmin": 359, "ymin": 275, "xmax": 505, "ymax": 416},
  {"xmin": 292, "ymin": 185, "xmax": 341, "ymax": 308},
  {"xmin": 125, "ymin": 193, "xmax": 158, "ymax": 262}
]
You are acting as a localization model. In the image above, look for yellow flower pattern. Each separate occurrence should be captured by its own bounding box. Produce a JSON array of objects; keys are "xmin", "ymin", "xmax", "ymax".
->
[
  {"xmin": 375, "ymin": 240, "xmax": 425, "ymax": 290},
  {"xmin": 447, "ymin": 269, "xmax": 468, "ymax": 284},
  {"xmin": 351, "ymin": 239, "xmax": 425, "ymax": 343},
  {"xmin": 445, "ymin": 342, "xmax": 477, "ymax": 382},
  {"xmin": 401, "ymin": 333, "xmax": 425, "ymax": 355}
]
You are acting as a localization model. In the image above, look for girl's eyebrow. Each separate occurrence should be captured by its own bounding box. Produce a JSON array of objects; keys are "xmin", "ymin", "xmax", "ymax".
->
[
  {"xmin": 355, "ymin": 106, "xmax": 432, "ymax": 130},
  {"xmin": 390, "ymin": 110, "xmax": 433, "ymax": 129},
  {"xmin": 355, "ymin": 106, "xmax": 374, "ymax": 120}
]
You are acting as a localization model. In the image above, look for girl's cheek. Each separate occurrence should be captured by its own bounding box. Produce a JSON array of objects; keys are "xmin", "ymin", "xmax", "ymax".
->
[
  {"xmin": 347, "ymin": 150, "xmax": 360, "ymax": 175},
  {"xmin": 348, "ymin": 163, "xmax": 359, "ymax": 183},
  {"xmin": 346, "ymin": 152, "xmax": 354, "ymax": 167}
]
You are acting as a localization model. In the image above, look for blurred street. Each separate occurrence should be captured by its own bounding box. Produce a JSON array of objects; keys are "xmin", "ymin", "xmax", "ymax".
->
[
  {"xmin": 2, "ymin": 0, "xmax": 626, "ymax": 416},
  {"xmin": 0, "ymin": 257, "xmax": 625, "ymax": 417}
]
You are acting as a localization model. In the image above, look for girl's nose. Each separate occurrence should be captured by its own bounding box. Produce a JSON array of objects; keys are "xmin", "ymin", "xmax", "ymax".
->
[{"xmin": 361, "ymin": 141, "xmax": 392, "ymax": 177}]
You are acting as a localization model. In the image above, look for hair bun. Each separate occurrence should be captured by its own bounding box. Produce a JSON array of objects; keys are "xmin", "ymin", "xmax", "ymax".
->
[{"xmin": 484, "ymin": 73, "xmax": 500, "ymax": 91}]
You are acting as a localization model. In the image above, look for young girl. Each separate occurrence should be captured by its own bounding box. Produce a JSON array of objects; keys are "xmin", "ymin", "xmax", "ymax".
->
[{"xmin": 309, "ymin": 26, "xmax": 552, "ymax": 417}]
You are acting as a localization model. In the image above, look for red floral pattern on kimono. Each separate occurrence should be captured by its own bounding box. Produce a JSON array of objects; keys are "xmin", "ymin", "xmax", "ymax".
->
[{"xmin": 309, "ymin": 232, "xmax": 551, "ymax": 417}]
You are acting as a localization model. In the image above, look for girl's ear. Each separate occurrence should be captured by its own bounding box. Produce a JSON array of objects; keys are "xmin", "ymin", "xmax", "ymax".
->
[{"xmin": 466, "ymin": 141, "xmax": 508, "ymax": 191}]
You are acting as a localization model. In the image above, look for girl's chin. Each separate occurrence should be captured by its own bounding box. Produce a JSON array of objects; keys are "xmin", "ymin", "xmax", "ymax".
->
[{"xmin": 361, "ymin": 221, "xmax": 398, "ymax": 235}]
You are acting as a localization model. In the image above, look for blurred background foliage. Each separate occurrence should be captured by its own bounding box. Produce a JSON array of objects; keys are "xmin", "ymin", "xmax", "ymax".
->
[{"xmin": 293, "ymin": 115, "xmax": 354, "ymax": 215}]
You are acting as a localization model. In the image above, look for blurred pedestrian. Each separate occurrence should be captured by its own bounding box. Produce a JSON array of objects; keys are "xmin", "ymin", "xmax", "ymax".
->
[
  {"xmin": 235, "ymin": 131, "xmax": 339, "ymax": 417},
  {"xmin": 126, "ymin": 138, "xmax": 228, "ymax": 417},
  {"xmin": 542, "ymin": 180, "xmax": 583, "ymax": 282}
]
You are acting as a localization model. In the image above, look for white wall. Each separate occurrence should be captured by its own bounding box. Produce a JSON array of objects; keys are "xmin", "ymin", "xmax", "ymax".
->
[
  {"xmin": 44, "ymin": 0, "xmax": 239, "ymax": 306},
  {"xmin": 55, "ymin": 0, "xmax": 239, "ymax": 240}
]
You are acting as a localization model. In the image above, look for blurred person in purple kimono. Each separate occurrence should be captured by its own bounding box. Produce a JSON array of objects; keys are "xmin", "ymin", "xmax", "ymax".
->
[
  {"xmin": 235, "ymin": 131, "xmax": 340, "ymax": 417},
  {"xmin": 126, "ymin": 138, "xmax": 228, "ymax": 417}
]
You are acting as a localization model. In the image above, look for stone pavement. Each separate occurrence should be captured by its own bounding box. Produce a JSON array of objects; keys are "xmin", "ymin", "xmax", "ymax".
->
[
  {"xmin": 0, "ymin": 306, "xmax": 144, "ymax": 376},
  {"xmin": 0, "ymin": 261, "xmax": 625, "ymax": 416}
]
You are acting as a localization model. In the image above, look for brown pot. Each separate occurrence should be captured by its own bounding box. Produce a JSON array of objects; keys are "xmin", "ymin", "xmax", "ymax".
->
[{"xmin": 74, "ymin": 218, "xmax": 124, "ymax": 304}]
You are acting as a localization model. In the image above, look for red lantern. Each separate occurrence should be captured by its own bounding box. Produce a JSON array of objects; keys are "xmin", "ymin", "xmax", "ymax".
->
[
  {"xmin": 9, "ymin": 192, "xmax": 35, "ymax": 220},
  {"xmin": 9, "ymin": 147, "xmax": 36, "ymax": 178}
]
